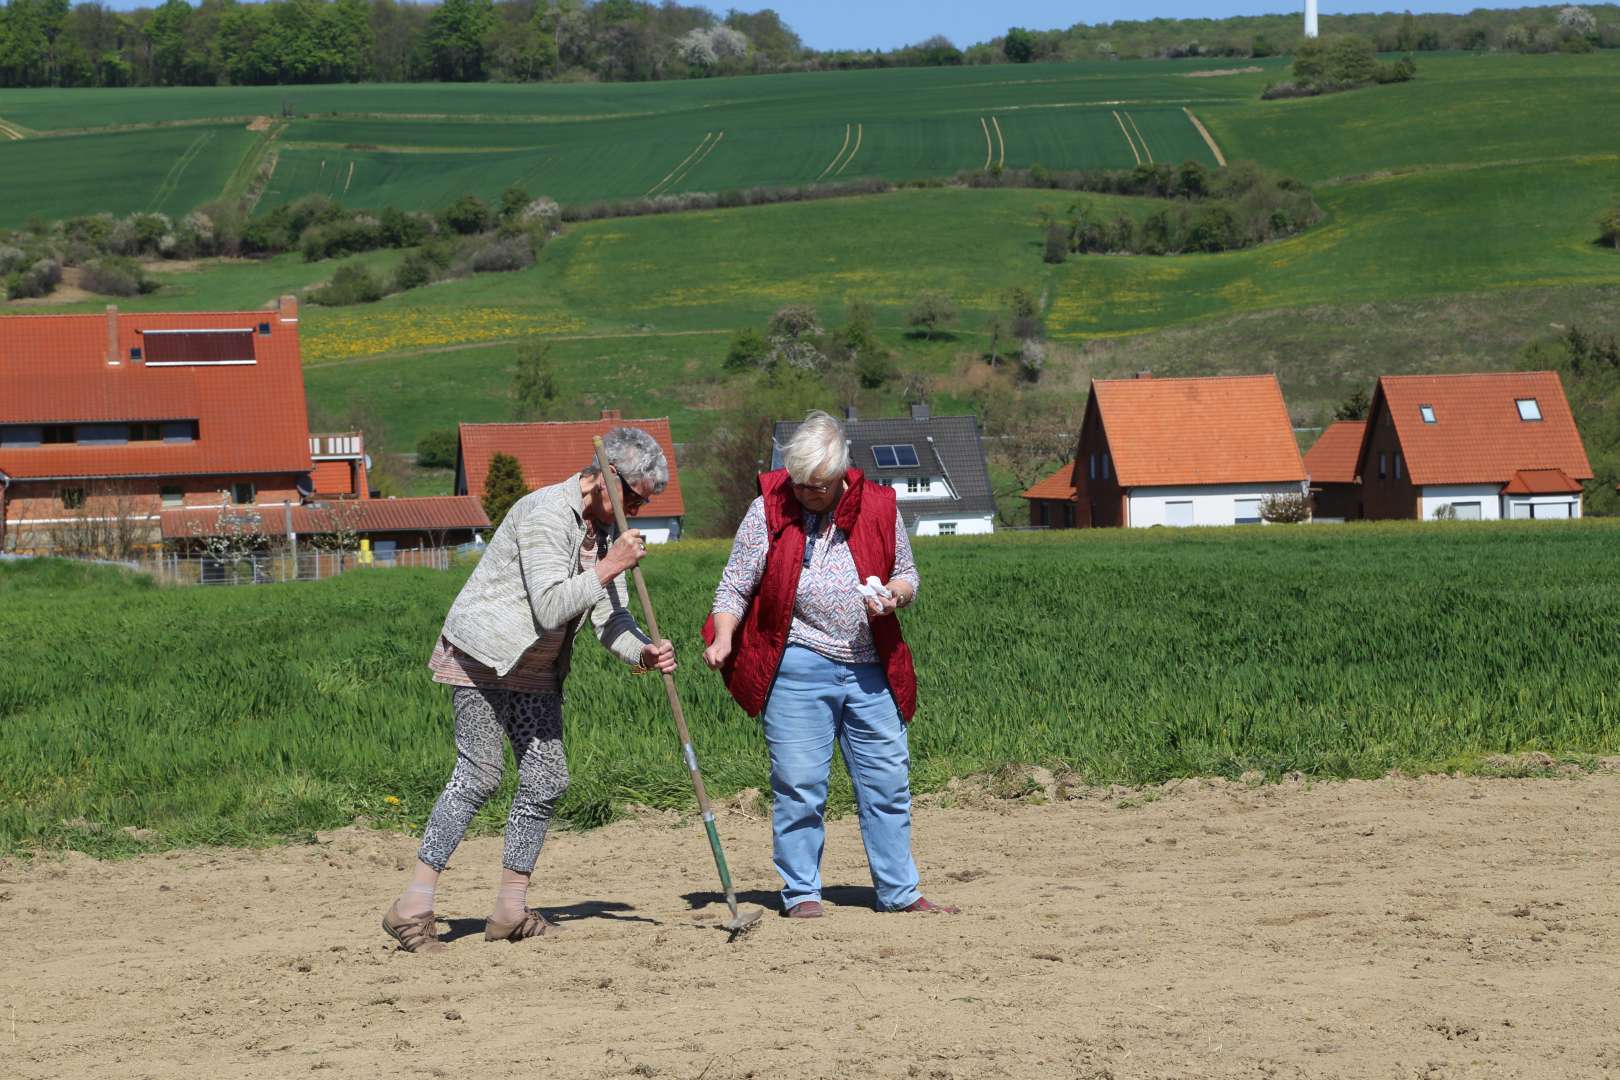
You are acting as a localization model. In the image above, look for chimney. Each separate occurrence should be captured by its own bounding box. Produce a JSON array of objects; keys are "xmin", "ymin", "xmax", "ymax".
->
[
  {"xmin": 909, "ymin": 402, "xmax": 930, "ymax": 421},
  {"xmin": 600, "ymin": 408, "xmax": 621, "ymax": 421},
  {"xmin": 278, "ymin": 294, "xmax": 299, "ymax": 323},
  {"xmin": 844, "ymin": 405, "xmax": 858, "ymax": 421},
  {"xmin": 1134, "ymin": 370, "xmax": 1153, "ymax": 380},
  {"xmin": 106, "ymin": 305, "xmax": 120, "ymax": 366}
]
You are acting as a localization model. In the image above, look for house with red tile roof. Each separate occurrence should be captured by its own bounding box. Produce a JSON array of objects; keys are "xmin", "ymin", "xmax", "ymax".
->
[
  {"xmin": 1303, "ymin": 419, "xmax": 1366, "ymax": 522},
  {"xmin": 1, "ymin": 299, "xmax": 489, "ymax": 558},
  {"xmin": 1021, "ymin": 464, "xmax": 1079, "ymax": 528},
  {"xmin": 1356, "ymin": 372, "xmax": 1592, "ymax": 521},
  {"xmin": 1039, "ymin": 373, "xmax": 1307, "ymax": 528},
  {"xmin": 456, "ymin": 411, "xmax": 685, "ymax": 542},
  {"xmin": 1, "ymin": 299, "xmax": 312, "ymax": 552}
]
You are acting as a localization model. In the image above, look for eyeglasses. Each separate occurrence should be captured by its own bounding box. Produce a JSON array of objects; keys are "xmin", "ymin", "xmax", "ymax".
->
[
  {"xmin": 618, "ymin": 472, "xmax": 649, "ymax": 511},
  {"xmin": 792, "ymin": 479, "xmax": 836, "ymax": 496}
]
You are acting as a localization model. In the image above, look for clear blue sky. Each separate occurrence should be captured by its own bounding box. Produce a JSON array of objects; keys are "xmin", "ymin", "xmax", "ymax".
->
[{"xmin": 88, "ymin": 0, "xmax": 1563, "ymax": 51}]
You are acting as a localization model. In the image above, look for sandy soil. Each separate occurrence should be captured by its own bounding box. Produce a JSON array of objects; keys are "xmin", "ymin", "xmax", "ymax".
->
[{"xmin": 5, "ymin": 773, "xmax": 1619, "ymax": 1079}]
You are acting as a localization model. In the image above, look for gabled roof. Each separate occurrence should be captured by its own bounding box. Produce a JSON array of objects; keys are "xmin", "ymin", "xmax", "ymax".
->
[
  {"xmin": 1369, "ymin": 372, "xmax": 1592, "ymax": 487},
  {"xmin": 1304, "ymin": 420, "xmax": 1366, "ymax": 485},
  {"xmin": 1022, "ymin": 464, "xmax": 1079, "ymax": 502},
  {"xmin": 771, "ymin": 411, "xmax": 998, "ymax": 526},
  {"xmin": 457, "ymin": 414, "xmax": 685, "ymax": 519},
  {"xmin": 160, "ymin": 496, "xmax": 489, "ymax": 539},
  {"xmin": 1090, "ymin": 375, "xmax": 1306, "ymax": 487},
  {"xmin": 0, "ymin": 304, "xmax": 310, "ymax": 480},
  {"xmin": 1501, "ymin": 468, "xmax": 1582, "ymax": 495}
]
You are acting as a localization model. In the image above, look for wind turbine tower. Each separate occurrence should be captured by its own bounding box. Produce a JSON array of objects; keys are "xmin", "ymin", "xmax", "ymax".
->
[{"xmin": 1304, "ymin": 0, "xmax": 1319, "ymax": 38}]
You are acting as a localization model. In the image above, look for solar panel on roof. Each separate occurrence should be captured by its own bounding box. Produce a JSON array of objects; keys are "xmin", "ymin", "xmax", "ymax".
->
[
  {"xmin": 892, "ymin": 444, "xmax": 919, "ymax": 467},
  {"xmin": 871, "ymin": 445, "xmax": 898, "ymax": 468}
]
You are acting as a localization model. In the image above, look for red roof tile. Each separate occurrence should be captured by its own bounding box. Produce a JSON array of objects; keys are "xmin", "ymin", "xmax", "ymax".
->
[
  {"xmin": 1374, "ymin": 372, "xmax": 1591, "ymax": 486},
  {"xmin": 458, "ymin": 417, "xmax": 685, "ymax": 518},
  {"xmin": 1091, "ymin": 375, "xmax": 1305, "ymax": 487},
  {"xmin": 1022, "ymin": 464, "xmax": 1079, "ymax": 501},
  {"xmin": 160, "ymin": 496, "xmax": 489, "ymax": 539},
  {"xmin": 0, "ymin": 305, "xmax": 310, "ymax": 480},
  {"xmin": 1501, "ymin": 468, "xmax": 1582, "ymax": 494},
  {"xmin": 1304, "ymin": 420, "xmax": 1366, "ymax": 485},
  {"xmin": 311, "ymin": 460, "xmax": 360, "ymax": 497}
]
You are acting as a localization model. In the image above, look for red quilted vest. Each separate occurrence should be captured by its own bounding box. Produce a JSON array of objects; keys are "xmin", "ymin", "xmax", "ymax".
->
[{"xmin": 702, "ymin": 467, "xmax": 918, "ymax": 722}]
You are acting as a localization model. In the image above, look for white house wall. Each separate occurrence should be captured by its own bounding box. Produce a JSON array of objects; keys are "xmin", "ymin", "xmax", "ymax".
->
[
  {"xmin": 1417, "ymin": 485, "xmax": 1503, "ymax": 521},
  {"xmin": 1126, "ymin": 483, "xmax": 1301, "ymax": 528},
  {"xmin": 1504, "ymin": 495, "xmax": 1582, "ymax": 520},
  {"xmin": 630, "ymin": 517, "xmax": 681, "ymax": 544},
  {"xmin": 912, "ymin": 513, "xmax": 995, "ymax": 537}
]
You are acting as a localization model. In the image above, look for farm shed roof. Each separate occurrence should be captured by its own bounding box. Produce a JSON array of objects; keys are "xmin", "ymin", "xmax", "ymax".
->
[
  {"xmin": 456, "ymin": 413, "xmax": 684, "ymax": 519},
  {"xmin": 160, "ymin": 496, "xmax": 489, "ymax": 539},
  {"xmin": 771, "ymin": 410, "xmax": 998, "ymax": 527},
  {"xmin": 1369, "ymin": 372, "xmax": 1592, "ymax": 487},
  {"xmin": 1022, "ymin": 464, "xmax": 1079, "ymax": 502},
  {"xmin": 1304, "ymin": 420, "xmax": 1366, "ymax": 485},
  {"xmin": 0, "ymin": 301, "xmax": 310, "ymax": 481},
  {"xmin": 1090, "ymin": 375, "xmax": 1306, "ymax": 487}
]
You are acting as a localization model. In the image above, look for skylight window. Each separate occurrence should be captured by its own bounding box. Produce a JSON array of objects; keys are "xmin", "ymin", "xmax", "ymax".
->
[
  {"xmin": 1515, "ymin": 398, "xmax": 1542, "ymax": 422},
  {"xmin": 1419, "ymin": 405, "xmax": 1436, "ymax": 424},
  {"xmin": 142, "ymin": 329, "xmax": 256, "ymax": 366},
  {"xmin": 871, "ymin": 444, "xmax": 919, "ymax": 469}
]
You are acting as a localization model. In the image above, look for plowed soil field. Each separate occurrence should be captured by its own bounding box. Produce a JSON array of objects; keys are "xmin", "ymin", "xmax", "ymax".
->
[{"xmin": 7, "ymin": 772, "xmax": 1619, "ymax": 1079}]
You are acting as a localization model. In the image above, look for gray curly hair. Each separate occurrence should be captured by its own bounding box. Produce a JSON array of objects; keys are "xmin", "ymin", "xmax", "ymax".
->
[
  {"xmin": 781, "ymin": 409, "xmax": 850, "ymax": 484},
  {"xmin": 582, "ymin": 426, "xmax": 669, "ymax": 493}
]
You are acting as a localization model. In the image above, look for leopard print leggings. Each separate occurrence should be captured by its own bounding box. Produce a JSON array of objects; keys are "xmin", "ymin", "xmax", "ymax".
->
[{"xmin": 417, "ymin": 687, "xmax": 569, "ymax": 874}]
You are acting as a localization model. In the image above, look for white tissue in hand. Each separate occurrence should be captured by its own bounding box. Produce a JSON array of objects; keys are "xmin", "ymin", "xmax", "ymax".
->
[{"xmin": 855, "ymin": 575, "xmax": 893, "ymax": 600}]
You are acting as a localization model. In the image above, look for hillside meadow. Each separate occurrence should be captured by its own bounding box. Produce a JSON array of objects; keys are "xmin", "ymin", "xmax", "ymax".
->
[{"xmin": 5, "ymin": 520, "xmax": 1619, "ymax": 858}]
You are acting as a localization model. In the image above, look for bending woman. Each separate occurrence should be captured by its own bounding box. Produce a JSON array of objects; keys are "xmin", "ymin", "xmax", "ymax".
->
[
  {"xmin": 703, "ymin": 410, "xmax": 955, "ymax": 918},
  {"xmin": 383, "ymin": 427, "xmax": 677, "ymax": 953}
]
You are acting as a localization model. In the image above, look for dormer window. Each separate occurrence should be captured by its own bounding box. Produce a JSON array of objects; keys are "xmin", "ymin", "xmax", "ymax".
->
[
  {"xmin": 1515, "ymin": 398, "xmax": 1542, "ymax": 422},
  {"xmin": 1419, "ymin": 405, "xmax": 1436, "ymax": 423}
]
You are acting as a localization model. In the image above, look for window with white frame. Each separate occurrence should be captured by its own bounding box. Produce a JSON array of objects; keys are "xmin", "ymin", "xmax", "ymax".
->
[
  {"xmin": 1166, "ymin": 501, "xmax": 1194, "ymax": 527},
  {"xmin": 937, "ymin": 521, "xmax": 957, "ymax": 535},
  {"xmin": 1515, "ymin": 398, "xmax": 1542, "ymax": 421},
  {"xmin": 907, "ymin": 477, "xmax": 926, "ymax": 493},
  {"xmin": 1452, "ymin": 502, "xmax": 1482, "ymax": 521},
  {"xmin": 1234, "ymin": 498, "xmax": 1262, "ymax": 525},
  {"xmin": 1419, "ymin": 404, "xmax": 1436, "ymax": 424},
  {"xmin": 1533, "ymin": 502, "xmax": 1572, "ymax": 519}
]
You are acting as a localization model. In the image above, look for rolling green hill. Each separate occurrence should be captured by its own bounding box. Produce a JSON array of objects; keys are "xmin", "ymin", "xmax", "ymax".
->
[{"xmin": 5, "ymin": 51, "xmax": 1619, "ymax": 523}]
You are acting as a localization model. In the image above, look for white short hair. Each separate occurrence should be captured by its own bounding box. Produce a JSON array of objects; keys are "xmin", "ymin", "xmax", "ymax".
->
[{"xmin": 782, "ymin": 410, "xmax": 849, "ymax": 484}]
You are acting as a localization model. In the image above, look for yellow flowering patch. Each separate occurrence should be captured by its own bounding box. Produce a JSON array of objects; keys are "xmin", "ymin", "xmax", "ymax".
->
[{"xmin": 302, "ymin": 306, "xmax": 586, "ymax": 362}]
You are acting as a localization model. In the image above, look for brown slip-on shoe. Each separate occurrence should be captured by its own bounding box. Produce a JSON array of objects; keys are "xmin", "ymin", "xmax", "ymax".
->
[
  {"xmin": 782, "ymin": 900, "xmax": 824, "ymax": 919},
  {"xmin": 382, "ymin": 905, "xmax": 446, "ymax": 953},
  {"xmin": 897, "ymin": 897, "xmax": 959, "ymax": 914},
  {"xmin": 484, "ymin": 909, "xmax": 561, "ymax": 942}
]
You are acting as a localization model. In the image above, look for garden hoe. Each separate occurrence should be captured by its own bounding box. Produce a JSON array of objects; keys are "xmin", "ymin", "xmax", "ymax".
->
[{"xmin": 593, "ymin": 437, "xmax": 764, "ymax": 941}]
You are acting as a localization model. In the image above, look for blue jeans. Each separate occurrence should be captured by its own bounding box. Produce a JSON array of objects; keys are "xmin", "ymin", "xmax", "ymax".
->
[{"xmin": 762, "ymin": 645, "xmax": 921, "ymax": 912}]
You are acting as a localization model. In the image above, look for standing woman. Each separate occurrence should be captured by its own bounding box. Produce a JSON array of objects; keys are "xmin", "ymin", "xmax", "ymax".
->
[
  {"xmin": 703, "ymin": 410, "xmax": 955, "ymax": 918},
  {"xmin": 383, "ymin": 427, "xmax": 678, "ymax": 953}
]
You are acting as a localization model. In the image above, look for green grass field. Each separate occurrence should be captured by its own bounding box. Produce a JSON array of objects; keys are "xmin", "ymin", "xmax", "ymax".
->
[
  {"xmin": 5, "ymin": 521, "xmax": 1619, "ymax": 857},
  {"xmin": 0, "ymin": 58, "xmax": 1255, "ymax": 227},
  {"xmin": 0, "ymin": 124, "xmax": 260, "ymax": 224}
]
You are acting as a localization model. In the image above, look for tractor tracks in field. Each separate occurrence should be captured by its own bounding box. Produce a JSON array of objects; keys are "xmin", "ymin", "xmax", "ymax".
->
[
  {"xmin": 1113, "ymin": 110, "xmax": 1150, "ymax": 165},
  {"xmin": 646, "ymin": 130, "xmax": 724, "ymax": 197},
  {"xmin": 1182, "ymin": 107, "xmax": 1227, "ymax": 167},
  {"xmin": 817, "ymin": 122, "xmax": 864, "ymax": 180},
  {"xmin": 145, "ymin": 130, "xmax": 214, "ymax": 212},
  {"xmin": 979, "ymin": 115, "xmax": 1005, "ymax": 170},
  {"xmin": 302, "ymin": 327, "xmax": 733, "ymax": 370},
  {"xmin": 0, "ymin": 117, "xmax": 26, "ymax": 140}
]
